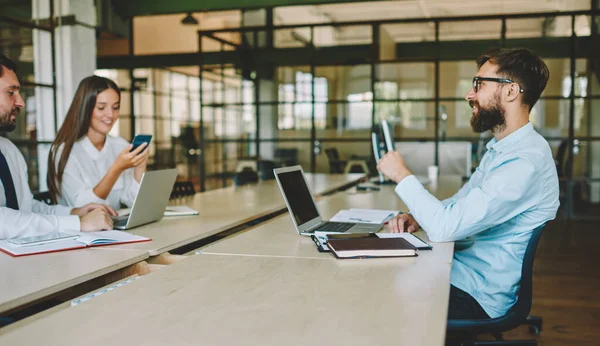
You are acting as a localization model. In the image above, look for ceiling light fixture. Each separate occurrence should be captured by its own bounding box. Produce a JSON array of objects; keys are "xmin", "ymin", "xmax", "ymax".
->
[{"xmin": 181, "ymin": 12, "xmax": 199, "ymax": 25}]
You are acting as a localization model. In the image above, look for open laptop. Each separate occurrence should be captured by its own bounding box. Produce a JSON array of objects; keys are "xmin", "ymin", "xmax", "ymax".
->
[
  {"xmin": 273, "ymin": 166, "xmax": 382, "ymax": 236},
  {"xmin": 111, "ymin": 168, "xmax": 178, "ymax": 230}
]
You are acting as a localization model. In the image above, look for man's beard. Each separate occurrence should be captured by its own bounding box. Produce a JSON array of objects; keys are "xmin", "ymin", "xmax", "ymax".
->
[
  {"xmin": 0, "ymin": 109, "xmax": 17, "ymax": 132},
  {"xmin": 469, "ymin": 95, "xmax": 506, "ymax": 133}
]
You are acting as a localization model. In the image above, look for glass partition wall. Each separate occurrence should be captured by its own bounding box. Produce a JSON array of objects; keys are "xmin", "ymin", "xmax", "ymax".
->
[
  {"xmin": 0, "ymin": 8, "xmax": 57, "ymax": 193},
  {"xmin": 97, "ymin": 8, "xmax": 600, "ymax": 220}
]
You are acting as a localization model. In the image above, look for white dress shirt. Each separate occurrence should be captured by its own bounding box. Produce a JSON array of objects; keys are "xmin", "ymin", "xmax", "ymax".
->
[
  {"xmin": 0, "ymin": 136, "xmax": 79, "ymax": 239},
  {"xmin": 55, "ymin": 135, "xmax": 140, "ymax": 210}
]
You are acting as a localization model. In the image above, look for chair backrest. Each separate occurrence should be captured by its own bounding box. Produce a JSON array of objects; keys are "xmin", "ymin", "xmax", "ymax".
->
[
  {"xmin": 506, "ymin": 224, "xmax": 545, "ymax": 320},
  {"xmin": 233, "ymin": 168, "xmax": 259, "ymax": 186},
  {"xmin": 325, "ymin": 148, "xmax": 340, "ymax": 161},
  {"xmin": 556, "ymin": 139, "xmax": 568, "ymax": 178},
  {"xmin": 447, "ymin": 223, "xmax": 545, "ymax": 334},
  {"xmin": 170, "ymin": 181, "xmax": 196, "ymax": 199},
  {"xmin": 257, "ymin": 160, "xmax": 276, "ymax": 180},
  {"xmin": 324, "ymin": 148, "xmax": 345, "ymax": 173},
  {"xmin": 274, "ymin": 148, "xmax": 299, "ymax": 166}
]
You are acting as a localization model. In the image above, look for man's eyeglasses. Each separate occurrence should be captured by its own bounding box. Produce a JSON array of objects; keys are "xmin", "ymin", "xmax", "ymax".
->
[{"xmin": 472, "ymin": 77, "xmax": 524, "ymax": 93}]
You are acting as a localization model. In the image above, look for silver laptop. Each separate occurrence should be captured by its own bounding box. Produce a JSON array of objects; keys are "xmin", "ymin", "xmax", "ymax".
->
[
  {"xmin": 112, "ymin": 168, "xmax": 178, "ymax": 230},
  {"xmin": 273, "ymin": 166, "xmax": 382, "ymax": 236}
]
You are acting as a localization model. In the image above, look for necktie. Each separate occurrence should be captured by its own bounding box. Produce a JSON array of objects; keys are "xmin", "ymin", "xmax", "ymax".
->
[{"xmin": 0, "ymin": 149, "xmax": 19, "ymax": 210}]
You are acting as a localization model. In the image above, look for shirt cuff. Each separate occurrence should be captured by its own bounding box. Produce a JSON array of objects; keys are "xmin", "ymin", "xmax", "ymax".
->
[
  {"xmin": 395, "ymin": 175, "xmax": 427, "ymax": 207},
  {"xmin": 130, "ymin": 179, "xmax": 141, "ymax": 194},
  {"xmin": 53, "ymin": 204, "xmax": 73, "ymax": 216},
  {"xmin": 58, "ymin": 215, "xmax": 81, "ymax": 232}
]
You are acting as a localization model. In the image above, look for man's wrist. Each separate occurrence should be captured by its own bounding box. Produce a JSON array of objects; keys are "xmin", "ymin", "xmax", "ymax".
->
[{"xmin": 393, "ymin": 169, "xmax": 412, "ymax": 183}]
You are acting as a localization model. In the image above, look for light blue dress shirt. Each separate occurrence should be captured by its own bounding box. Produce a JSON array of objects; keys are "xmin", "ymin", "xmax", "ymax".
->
[{"xmin": 395, "ymin": 122, "xmax": 559, "ymax": 318}]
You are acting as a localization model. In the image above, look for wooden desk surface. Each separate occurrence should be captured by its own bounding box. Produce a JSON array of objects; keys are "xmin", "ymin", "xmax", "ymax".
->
[
  {"xmin": 201, "ymin": 175, "xmax": 462, "ymax": 259},
  {"xmin": 0, "ymin": 251, "xmax": 453, "ymax": 346},
  {"xmin": 0, "ymin": 248, "xmax": 148, "ymax": 314},
  {"xmin": 110, "ymin": 173, "xmax": 366, "ymax": 256}
]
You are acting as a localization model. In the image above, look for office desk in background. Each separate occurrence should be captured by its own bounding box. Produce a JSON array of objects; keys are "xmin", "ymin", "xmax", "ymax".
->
[
  {"xmin": 200, "ymin": 175, "xmax": 462, "ymax": 259},
  {"xmin": 109, "ymin": 173, "xmax": 366, "ymax": 256},
  {"xmin": 0, "ymin": 248, "xmax": 148, "ymax": 315}
]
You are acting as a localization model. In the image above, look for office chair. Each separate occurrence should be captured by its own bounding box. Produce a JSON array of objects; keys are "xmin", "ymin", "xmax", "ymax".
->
[
  {"xmin": 257, "ymin": 160, "xmax": 276, "ymax": 180},
  {"xmin": 446, "ymin": 224, "xmax": 545, "ymax": 346},
  {"xmin": 233, "ymin": 167, "xmax": 259, "ymax": 186},
  {"xmin": 170, "ymin": 181, "xmax": 196, "ymax": 200},
  {"xmin": 325, "ymin": 148, "xmax": 347, "ymax": 174},
  {"xmin": 274, "ymin": 148, "xmax": 298, "ymax": 167},
  {"xmin": 33, "ymin": 191, "xmax": 54, "ymax": 205}
]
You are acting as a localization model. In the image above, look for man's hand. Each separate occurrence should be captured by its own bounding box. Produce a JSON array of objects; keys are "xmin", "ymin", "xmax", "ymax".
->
[
  {"xmin": 377, "ymin": 151, "xmax": 412, "ymax": 183},
  {"xmin": 386, "ymin": 213, "xmax": 420, "ymax": 233},
  {"xmin": 71, "ymin": 203, "xmax": 117, "ymax": 217},
  {"xmin": 79, "ymin": 208, "xmax": 114, "ymax": 232}
]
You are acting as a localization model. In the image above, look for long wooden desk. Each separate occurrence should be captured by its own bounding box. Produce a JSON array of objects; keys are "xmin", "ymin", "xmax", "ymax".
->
[
  {"xmin": 0, "ymin": 251, "xmax": 453, "ymax": 346},
  {"xmin": 0, "ymin": 248, "xmax": 148, "ymax": 314},
  {"xmin": 110, "ymin": 173, "xmax": 366, "ymax": 256},
  {"xmin": 0, "ymin": 174, "xmax": 362, "ymax": 317},
  {"xmin": 200, "ymin": 175, "xmax": 462, "ymax": 259}
]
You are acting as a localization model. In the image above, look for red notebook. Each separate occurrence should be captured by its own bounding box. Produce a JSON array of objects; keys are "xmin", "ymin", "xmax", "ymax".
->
[{"xmin": 0, "ymin": 231, "xmax": 151, "ymax": 257}]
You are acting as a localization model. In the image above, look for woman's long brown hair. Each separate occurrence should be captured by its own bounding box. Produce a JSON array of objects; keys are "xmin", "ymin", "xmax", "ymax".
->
[{"xmin": 47, "ymin": 76, "xmax": 120, "ymax": 203}]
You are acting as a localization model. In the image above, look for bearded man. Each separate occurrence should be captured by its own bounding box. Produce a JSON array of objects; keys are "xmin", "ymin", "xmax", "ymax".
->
[{"xmin": 377, "ymin": 48, "xmax": 559, "ymax": 320}]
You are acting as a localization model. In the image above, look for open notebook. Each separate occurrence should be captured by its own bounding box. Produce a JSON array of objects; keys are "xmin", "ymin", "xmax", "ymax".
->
[{"xmin": 0, "ymin": 231, "xmax": 151, "ymax": 257}]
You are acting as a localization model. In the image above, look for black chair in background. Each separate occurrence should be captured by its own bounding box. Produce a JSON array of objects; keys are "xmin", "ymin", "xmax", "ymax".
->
[
  {"xmin": 257, "ymin": 160, "xmax": 276, "ymax": 180},
  {"xmin": 170, "ymin": 181, "xmax": 196, "ymax": 200},
  {"xmin": 33, "ymin": 191, "xmax": 54, "ymax": 205},
  {"xmin": 233, "ymin": 167, "xmax": 259, "ymax": 186},
  {"xmin": 274, "ymin": 148, "xmax": 298, "ymax": 167},
  {"xmin": 325, "ymin": 148, "xmax": 346, "ymax": 174},
  {"xmin": 446, "ymin": 224, "xmax": 545, "ymax": 345}
]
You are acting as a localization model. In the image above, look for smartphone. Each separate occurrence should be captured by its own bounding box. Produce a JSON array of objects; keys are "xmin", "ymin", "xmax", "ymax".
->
[
  {"xmin": 8, "ymin": 232, "xmax": 79, "ymax": 247},
  {"xmin": 130, "ymin": 134, "xmax": 152, "ymax": 152}
]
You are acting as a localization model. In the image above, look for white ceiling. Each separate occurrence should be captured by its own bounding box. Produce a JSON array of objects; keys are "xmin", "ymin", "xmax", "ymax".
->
[
  {"xmin": 271, "ymin": 0, "xmax": 594, "ymax": 45},
  {"xmin": 130, "ymin": 0, "xmax": 595, "ymax": 55},
  {"xmin": 274, "ymin": 0, "xmax": 592, "ymax": 24}
]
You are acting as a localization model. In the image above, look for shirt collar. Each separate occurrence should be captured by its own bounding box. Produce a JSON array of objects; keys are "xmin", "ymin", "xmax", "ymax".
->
[
  {"xmin": 80, "ymin": 136, "xmax": 107, "ymax": 161},
  {"xmin": 485, "ymin": 122, "xmax": 534, "ymax": 154}
]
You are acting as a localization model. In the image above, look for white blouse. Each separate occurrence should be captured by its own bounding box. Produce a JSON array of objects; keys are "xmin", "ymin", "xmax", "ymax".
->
[
  {"xmin": 0, "ymin": 137, "xmax": 79, "ymax": 239},
  {"xmin": 56, "ymin": 135, "xmax": 140, "ymax": 210}
]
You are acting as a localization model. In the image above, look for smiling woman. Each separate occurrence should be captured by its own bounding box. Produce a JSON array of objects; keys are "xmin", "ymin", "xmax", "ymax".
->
[{"xmin": 47, "ymin": 76, "xmax": 149, "ymax": 210}]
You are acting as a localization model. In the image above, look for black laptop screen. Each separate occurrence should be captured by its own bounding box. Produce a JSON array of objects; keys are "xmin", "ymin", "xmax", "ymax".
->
[{"xmin": 277, "ymin": 170, "xmax": 319, "ymax": 226}]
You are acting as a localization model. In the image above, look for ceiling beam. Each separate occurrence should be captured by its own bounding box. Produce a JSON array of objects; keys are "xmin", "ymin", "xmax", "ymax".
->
[{"xmin": 111, "ymin": 0, "xmax": 386, "ymax": 17}]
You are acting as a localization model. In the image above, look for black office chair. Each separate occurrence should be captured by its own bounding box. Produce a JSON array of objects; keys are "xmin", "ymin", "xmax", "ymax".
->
[
  {"xmin": 257, "ymin": 160, "xmax": 276, "ymax": 180},
  {"xmin": 325, "ymin": 148, "xmax": 347, "ymax": 174},
  {"xmin": 170, "ymin": 181, "xmax": 196, "ymax": 200},
  {"xmin": 33, "ymin": 191, "xmax": 54, "ymax": 205},
  {"xmin": 446, "ymin": 224, "xmax": 545, "ymax": 346},
  {"xmin": 233, "ymin": 167, "xmax": 259, "ymax": 186},
  {"xmin": 274, "ymin": 148, "xmax": 298, "ymax": 167}
]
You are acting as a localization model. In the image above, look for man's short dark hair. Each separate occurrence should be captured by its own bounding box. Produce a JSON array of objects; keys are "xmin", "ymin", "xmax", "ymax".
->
[
  {"xmin": 0, "ymin": 53, "xmax": 17, "ymax": 77},
  {"xmin": 476, "ymin": 48, "xmax": 549, "ymax": 111}
]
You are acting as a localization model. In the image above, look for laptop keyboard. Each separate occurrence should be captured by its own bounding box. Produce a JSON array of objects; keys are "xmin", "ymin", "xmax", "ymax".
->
[
  {"xmin": 111, "ymin": 215, "xmax": 128, "ymax": 227},
  {"xmin": 314, "ymin": 222, "xmax": 354, "ymax": 232}
]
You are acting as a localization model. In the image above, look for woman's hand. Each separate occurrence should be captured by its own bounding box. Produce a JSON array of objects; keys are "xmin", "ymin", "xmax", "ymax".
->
[
  {"xmin": 133, "ymin": 146, "xmax": 149, "ymax": 182},
  {"xmin": 112, "ymin": 143, "xmax": 148, "ymax": 173}
]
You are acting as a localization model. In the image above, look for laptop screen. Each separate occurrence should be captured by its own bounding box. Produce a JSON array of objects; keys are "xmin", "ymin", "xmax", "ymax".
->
[{"xmin": 276, "ymin": 170, "xmax": 319, "ymax": 226}]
